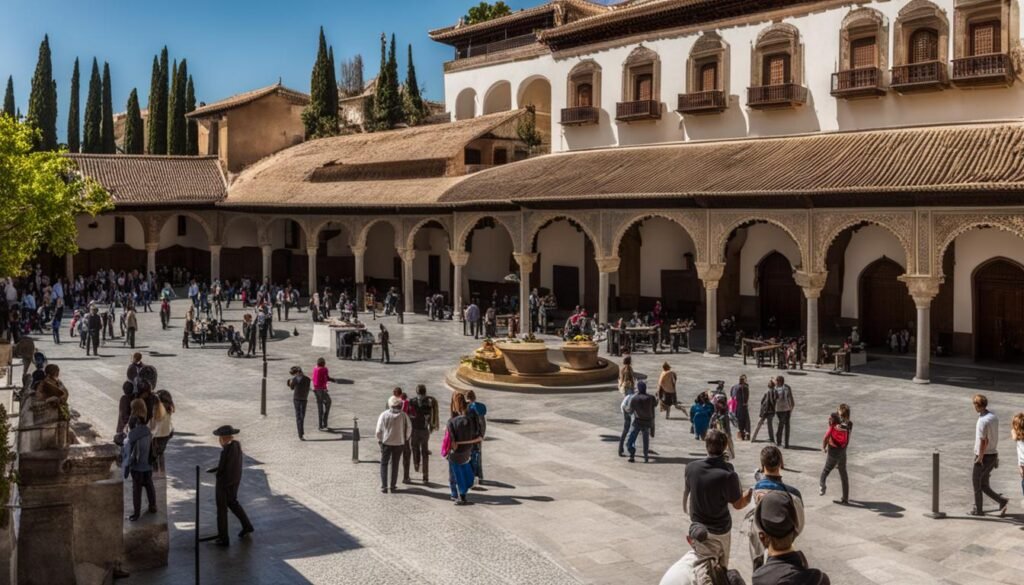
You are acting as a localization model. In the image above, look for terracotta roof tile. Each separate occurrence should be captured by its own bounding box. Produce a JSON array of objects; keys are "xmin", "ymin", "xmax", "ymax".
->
[
  {"xmin": 430, "ymin": 0, "xmax": 609, "ymax": 42},
  {"xmin": 69, "ymin": 154, "xmax": 226, "ymax": 205},
  {"xmin": 187, "ymin": 83, "xmax": 309, "ymax": 119}
]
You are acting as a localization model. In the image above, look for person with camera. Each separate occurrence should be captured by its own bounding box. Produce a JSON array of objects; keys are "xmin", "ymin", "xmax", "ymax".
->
[
  {"xmin": 745, "ymin": 445, "xmax": 805, "ymax": 571},
  {"xmin": 819, "ymin": 404, "xmax": 852, "ymax": 504},
  {"xmin": 751, "ymin": 491, "xmax": 830, "ymax": 585}
]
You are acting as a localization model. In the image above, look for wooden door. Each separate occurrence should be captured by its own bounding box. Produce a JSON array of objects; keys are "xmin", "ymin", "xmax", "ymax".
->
[
  {"xmin": 700, "ymin": 62, "xmax": 718, "ymax": 91},
  {"xmin": 859, "ymin": 257, "xmax": 915, "ymax": 347},
  {"xmin": 634, "ymin": 74, "xmax": 653, "ymax": 101},
  {"xmin": 974, "ymin": 259, "xmax": 1024, "ymax": 361},
  {"xmin": 910, "ymin": 29, "xmax": 938, "ymax": 63},
  {"xmin": 617, "ymin": 225, "xmax": 642, "ymax": 311},
  {"xmin": 577, "ymin": 83, "xmax": 592, "ymax": 107},
  {"xmin": 552, "ymin": 265, "xmax": 580, "ymax": 310},
  {"xmin": 758, "ymin": 252, "xmax": 801, "ymax": 334},
  {"xmin": 851, "ymin": 36, "xmax": 877, "ymax": 68}
]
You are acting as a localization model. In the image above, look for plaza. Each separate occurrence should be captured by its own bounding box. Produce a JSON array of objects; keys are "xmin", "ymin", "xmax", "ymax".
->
[{"xmin": 37, "ymin": 303, "xmax": 1024, "ymax": 585}]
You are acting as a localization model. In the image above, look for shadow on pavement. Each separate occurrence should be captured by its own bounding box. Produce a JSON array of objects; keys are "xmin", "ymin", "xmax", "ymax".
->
[{"xmin": 844, "ymin": 499, "xmax": 906, "ymax": 518}]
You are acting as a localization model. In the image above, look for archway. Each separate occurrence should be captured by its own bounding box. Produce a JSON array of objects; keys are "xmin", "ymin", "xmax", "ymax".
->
[
  {"xmin": 70, "ymin": 214, "xmax": 147, "ymax": 276},
  {"xmin": 721, "ymin": 220, "xmax": 803, "ymax": 335},
  {"xmin": 156, "ymin": 214, "xmax": 211, "ymax": 285},
  {"xmin": 314, "ymin": 221, "xmax": 354, "ymax": 296},
  {"xmin": 454, "ymin": 88, "xmax": 478, "ymax": 120},
  {"xmin": 482, "ymin": 81, "xmax": 512, "ymax": 114},
  {"xmin": 263, "ymin": 218, "xmax": 307, "ymax": 290},
  {"xmin": 363, "ymin": 221, "xmax": 400, "ymax": 304},
  {"xmin": 410, "ymin": 220, "xmax": 451, "ymax": 312},
  {"xmin": 531, "ymin": 217, "xmax": 598, "ymax": 313},
  {"xmin": 615, "ymin": 216, "xmax": 699, "ymax": 321},
  {"xmin": 220, "ymin": 216, "xmax": 263, "ymax": 284},
  {"xmin": 973, "ymin": 258, "xmax": 1024, "ymax": 361},
  {"xmin": 464, "ymin": 217, "xmax": 516, "ymax": 312},
  {"xmin": 859, "ymin": 257, "xmax": 916, "ymax": 347},
  {"xmin": 757, "ymin": 252, "xmax": 801, "ymax": 334},
  {"xmin": 518, "ymin": 76, "xmax": 552, "ymax": 146}
]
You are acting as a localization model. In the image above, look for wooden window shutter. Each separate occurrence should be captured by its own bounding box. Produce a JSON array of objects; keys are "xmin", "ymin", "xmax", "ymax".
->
[
  {"xmin": 635, "ymin": 74, "xmax": 653, "ymax": 101},
  {"xmin": 851, "ymin": 37, "xmax": 877, "ymax": 69},
  {"xmin": 970, "ymin": 21, "xmax": 998, "ymax": 56},
  {"xmin": 763, "ymin": 54, "xmax": 789, "ymax": 85},
  {"xmin": 910, "ymin": 29, "xmax": 938, "ymax": 63},
  {"xmin": 577, "ymin": 83, "xmax": 592, "ymax": 107},
  {"xmin": 700, "ymin": 62, "xmax": 718, "ymax": 91}
]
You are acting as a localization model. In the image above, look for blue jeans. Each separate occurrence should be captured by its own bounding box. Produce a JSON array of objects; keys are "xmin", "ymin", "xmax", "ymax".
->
[
  {"xmin": 52, "ymin": 320, "xmax": 60, "ymax": 344},
  {"xmin": 448, "ymin": 460, "xmax": 474, "ymax": 498},
  {"xmin": 626, "ymin": 423, "xmax": 650, "ymax": 459},
  {"xmin": 618, "ymin": 410, "xmax": 631, "ymax": 454},
  {"xmin": 293, "ymin": 399, "xmax": 307, "ymax": 438}
]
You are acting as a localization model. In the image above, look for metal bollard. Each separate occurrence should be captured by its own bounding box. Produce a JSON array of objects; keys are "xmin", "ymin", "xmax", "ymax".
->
[
  {"xmin": 351, "ymin": 416, "xmax": 360, "ymax": 462},
  {"xmin": 194, "ymin": 465, "xmax": 201, "ymax": 585},
  {"xmin": 925, "ymin": 450, "xmax": 946, "ymax": 519}
]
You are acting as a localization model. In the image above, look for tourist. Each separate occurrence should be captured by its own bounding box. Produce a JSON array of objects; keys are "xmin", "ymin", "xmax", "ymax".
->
[
  {"xmin": 311, "ymin": 357, "xmax": 338, "ymax": 431},
  {"xmin": 624, "ymin": 380, "xmax": 657, "ymax": 463},
  {"xmin": 124, "ymin": 305, "xmax": 138, "ymax": 349},
  {"xmin": 387, "ymin": 388, "xmax": 413, "ymax": 484},
  {"xmin": 746, "ymin": 446, "xmax": 804, "ymax": 571},
  {"xmin": 86, "ymin": 306, "xmax": 101, "ymax": 356},
  {"xmin": 970, "ymin": 394, "xmax": 1009, "ymax": 516},
  {"xmin": 149, "ymin": 390, "xmax": 175, "ymax": 473},
  {"xmin": 203, "ymin": 425, "xmax": 254, "ymax": 546},
  {"xmin": 376, "ymin": 395, "xmax": 412, "ymax": 493},
  {"xmin": 123, "ymin": 398, "xmax": 156, "ymax": 521},
  {"xmin": 484, "ymin": 305, "xmax": 496, "ymax": 338},
  {"xmin": 617, "ymin": 355, "xmax": 636, "ymax": 457},
  {"xmin": 751, "ymin": 379, "xmax": 776, "ymax": 443},
  {"xmin": 408, "ymin": 384, "xmax": 439, "ymax": 483},
  {"xmin": 528, "ymin": 288, "xmax": 540, "ymax": 333},
  {"xmin": 466, "ymin": 390, "xmax": 488, "ymax": 485},
  {"xmin": 819, "ymin": 404, "xmax": 852, "ymax": 504},
  {"xmin": 658, "ymin": 523, "xmax": 745, "ymax": 585},
  {"xmin": 709, "ymin": 394, "xmax": 735, "ymax": 460},
  {"xmin": 773, "ymin": 376, "xmax": 794, "ymax": 449},
  {"xmin": 750, "ymin": 491, "xmax": 830, "ymax": 585},
  {"xmin": 51, "ymin": 298, "xmax": 63, "ymax": 345},
  {"xmin": 690, "ymin": 393, "xmax": 713, "ymax": 441},
  {"xmin": 287, "ymin": 366, "xmax": 311, "ymax": 440},
  {"xmin": 465, "ymin": 301, "xmax": 481, "ymax": 338},
  {"xmin": 443, "ymin": 393, "xmax": 483, "ymax": 505},
  {"xmin": 159, "ymin": 297, "xmax": 170, "ymax": 330},
  {"xmin": 115, "ymin": 381, "xmax": 134, "ymax": 445},
  {"xmin": 379, "ymin": 324, "xmax": 390, "ymax": 364},
  {"xmin": 730, "ymin": 376, "xmax": 751, "ymax": 441},
  {"xmin": 1012, "ymin": 412, "xmax": 1024, "ymax": 502},
  {"xmin": 683, "ymin": 429, "xmax": 752, "ymax": 568},
  {"xmin": 657, "ymin": 362, "xmax": 679, "ymax": 419}
]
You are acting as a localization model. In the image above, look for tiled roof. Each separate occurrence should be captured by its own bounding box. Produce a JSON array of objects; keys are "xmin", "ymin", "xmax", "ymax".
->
[
  {"xmin": 439, "ymin": 123, "xmax": 1024, "ymax": 204},
  {"xmin": 430, "ymin": 0, "xmax": 609, "ymax": 42},
  {"xmin": 187, "ymin": 83, "xmax": 309, "ymax": 119},
  {"xmin": 69, "ymin": 154, "xmax": 226, "ymax": 205}
]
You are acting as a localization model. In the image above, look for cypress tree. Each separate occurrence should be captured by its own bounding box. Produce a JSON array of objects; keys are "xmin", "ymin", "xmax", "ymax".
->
[
  {"xmin": 168, "ymin": 59, "xmax": 187, "ymax": 154},
  {"xmin": 370, "ymin": 33, "xmax": 387, "ymax": 131},
  {"xmin": 185, "ymin": 75, "xmax": 198, "ymax": 155},
  {"xmin": 100, "ymin": 62, "xmax": 115, "ymax": 153},
  {"xmin": 124, "ymin": 88, "xmax": 144, "ymax": 154},
  {"xmin": 67, "ymin": 59, "xmax": 80, "ymax": 152},
  {"xmin": 403, "ymin": 44, "xmax": 426, "ymax": 125},
  {"xmin": 372, "ymin": 33, "xmax": 404, "ymax": 131},
  {"xmin": 3, "ymin": 76, "xmax": 14, "ymax": 118},
  {"xmin": 27, "ymin": 35, "xmax": 58, "ymax": 150},
  {"xmin": 82, "ymin": 58, "xmax": 102, "ymax": 153},
  {"xmin": 386, "ymin": 34, "xmax": 404, "ymax": 127},
  {"xmin": 146, "ymin": 56, "xmax": 161, "ymax": 153},
  {"xmin": 301, "ymin": 27, "xmax": 339, "ymax": 138},
  {"xmin": 167, "ymin": 60, "xmax": 177, "ymax": 153},
  {"xmin": 147, "ymin": 47, "xmax": 169, "ymax": 154}
]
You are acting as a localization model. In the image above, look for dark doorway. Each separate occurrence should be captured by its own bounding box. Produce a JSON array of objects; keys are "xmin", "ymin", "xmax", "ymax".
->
[
  {"xmin": 974, "ymin": 258, "xmax": 1024, "ymax": 361},
  {"xmin": 552, "ymin": 265, "xmax": 580, "ymax": 310},
  {"xmin": 859, "ymin": 257, "xmax": 914, "ymax": 347},
  {"xmin": 661, "ymin": 268, "xmax": 701, "ymax": 319},
  {"xmin": 757, "ymin": 252, "xmax": 800, "ymax": 334},
  {"xmin": 617, "ymin": 225, "xmax": 642, "ymax": 311},
  {"xmin": 428, "ymin": 254, "xmax": 441, "ymax": 292}
]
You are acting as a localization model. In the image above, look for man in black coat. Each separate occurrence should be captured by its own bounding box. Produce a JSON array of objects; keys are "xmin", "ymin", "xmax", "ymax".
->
[
  {"xmin": 86, "ymin": 306, "xmax": 102, "ymax": 356},
  {"xmin": 202, "ymin": 426, "xmax": 254, "ymax": 546},
  {"xmin": 379, "ymin": 325, "xmax": 390, "ymax": 364},
  {"xmin": 287, "ymin": 366, "xmax": 311, "ymax": 440}
]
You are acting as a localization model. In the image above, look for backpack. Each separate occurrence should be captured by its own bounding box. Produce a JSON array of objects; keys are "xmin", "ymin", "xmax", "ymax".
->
[
  {"xmin": 828, "ymin": 422, "xmax": 850, "ymax": 449},
  {"xmin": 692, "ymin": 556, "xmax": 731, "ymax": 585}
]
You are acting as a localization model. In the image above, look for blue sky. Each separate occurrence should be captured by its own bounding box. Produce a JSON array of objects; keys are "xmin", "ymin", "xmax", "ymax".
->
[{"xmin": 0, "ymin": 0, "xmax": 547, "ymax": 143}]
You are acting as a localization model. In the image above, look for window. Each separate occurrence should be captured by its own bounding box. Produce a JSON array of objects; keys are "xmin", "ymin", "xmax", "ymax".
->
[
  {"xmin": 464, "ymin": 148, "xmax": 482, "ymax": 165},
  {"xmin": 892, "ymin": 1, "xmax": 949, "ymax": 67},
  {"xmin": 851, "ymin": 37, "xmax": 877, "ymax": 68},
  {"xmin": 763, "ymin": 54, "xmax": 790, "ymax": 85},
  {"xmin": 566, "ymin": 59, "xmax": 602, "ymax": 112},
  {"xmin": 576, "ymin": 83, "xmax": 593, "ymax": 107},
  {"xmin": 634, "ymin": 74, "xmax": 653, "ymax": 100},
  {"xmin": 177, "ymin": 215, "xmax": 187, "ymax": 237},
  {"xmin": 114, "ymin": 217, "xmax": 125, "ymax": 244},
  {"xmin": 209, "ymin": 121, "xmax": 219, "ymax": 155},
  {"xmin": 494, "ymin": 148, "xmax": 508, "ymax": 165},
  {"xmin": 700, "ymin": 63, "xmax": 718, "ymax": 91},
  {"xmin": 838, "ymin": 8, "xmax": 889, "ymax": 73},
  {"xmin": 751, "ymin": 23, "xmax": 803, "ymax": 88},
  {"xmin": 684, "ymin": 32, "xmax": 729, "ymax": 99},
  {"xmin": 910, "ymin": 29, "xmax": 939, "ymax": 63},
  {"xmin": 621, "ymin": 46, "xmax": 660, "ymax": 103},
  {"xmin": 970, "ymin": 20, "xmax": 998, "ymax": 55}
]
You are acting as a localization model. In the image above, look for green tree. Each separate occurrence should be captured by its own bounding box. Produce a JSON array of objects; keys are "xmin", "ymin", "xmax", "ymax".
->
[
  {"xmin": 2, "ymin": 76, "xmax": 14, "ymax": 118},
  {"xmin": 185, "ymin": 75, "xmax": 198, "ymax": 155},
  {"xmin": 167, "ymin": 60, "xmax": 177, "ymax": 152},
  {"xmin": 147, "ymin": 48, "xmax": 169, "ymax": 154},
  {"xmin": 26, "ymin": 35, "xmax": 58, "ymax": 151},
  {"xmin": 301, "ymin": 27, "xmax": 340, "ymax": 139},
  {"xmin": 67, "ymin": 59, "xmax": 80, "ymax": 152},
  {"xmin": 124, "ymin": 88, "xmax": 144, "ymax": 154},
  {"xmin": 0, "ymin": 116, "xmax": 111, "ymax": 276},
  {"xmin": 372, "ymin": 33, "xmax": 404, "ymax": 131},
  {"xmin": 465, "ymin": 1, "xmax": 511, "ymax": 25},
  {"xmin": 168, "ymin": 59, "xmax": 187, "ymax": 155},
  {"xmin": 403, "ymin": 44, "xmax": 428, "ymax": 126},
  {"xmin": 82, "ymin": 58, "xmax": 102, "ymax": 153},
  {"xmin": 516, "ymin": 106, "xmax": 543, "ymax": 152},
  {"xmin": 100, "ymin": 62, "xmax": 115, "ymax": 154}
]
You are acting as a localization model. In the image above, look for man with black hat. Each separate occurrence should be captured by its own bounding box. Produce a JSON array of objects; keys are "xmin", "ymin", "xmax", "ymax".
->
[
  {"xmin": 751, "ymin": 491, "xmax": 830, "ymax": 585},
  {"xmin": 287, "ymin": 366, "xmax": 311, "ymax": 440},
  {"xmin": 659, "ymin": 522, "xmax": 746, "ymax": 585},
  {"xmin": 203, "ymin": 426, "xmax": 254, "ymax": 546}
]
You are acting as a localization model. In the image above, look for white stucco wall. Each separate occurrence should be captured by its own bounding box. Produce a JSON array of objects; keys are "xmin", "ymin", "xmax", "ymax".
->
[
  {"xmin": 465, "ymin": 226, "xmax": 514, "ymax": 283},
  {"xmin": 443, "ymin": 0, "xmax": 1024, "ymax": 153},
  {"xmin": 536, "ymin": 220, "xmax": 586, "ymax": 296},
  {"xmin": 222, "ymin": 217, "xmax": 260, "ymax": 248},
  {"xmin": 952, "ymin": 228, "xmax": 1024, "ymax": 333},
  {"xmin": 637, "ymin": 217, "xmax": 696, "ymax": 297},
  {"xmin": 76, "ymin": 215, "xmax": 145, "ymax": 250},
  {"xmin": 738, "ymin": 223, "xmax": 801, "ymax": 296},
  {"xmin": 841, "ymin": 225, "xmax": 907, "ymax": 319},
  {"xmin": 158, "ymin": 216, "xmax": 209, "ymax": 250},
  {"xmin": 413, "ymin": 227, "xmax": 451, "ymax": 291},
  {"xmin": 365, "ymin": 222, "xmax": 397, "ymax": 280}
]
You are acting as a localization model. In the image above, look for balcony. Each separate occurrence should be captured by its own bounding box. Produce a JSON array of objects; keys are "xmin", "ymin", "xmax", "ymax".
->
[
  {"xmin": 676, "ymin": 90, "xmax": 727, "ymax": 114},
  {"xmin": 746, "ymin": 84, "xmax": 808, "ymax": 109},
  {"xmin": 952, "ymin": 54, "xmax": 1013, "ymax": 87},
  {"xmin": 560, "ymin": 106, "xmax": 600, "ymax": 126},
  {"xmin": 615, "ymin": 99, "xmax": 661, "ymax": 122},
  {"xmin": 891, "ymin": 61, "xmax": 948, "ymax": 92},
  {"xmin": 458, "ymin": 33, "xmax": 538, "ymax": 60},
  {"xmin": 831, "ymin": 68, "xmax": 886, "ymax": 99}
]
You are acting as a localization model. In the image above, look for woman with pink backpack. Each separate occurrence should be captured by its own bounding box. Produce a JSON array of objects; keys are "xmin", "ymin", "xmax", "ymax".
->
[{"xmin": 819, "ymin": 403, "xmax": 852, "ymax": 504}]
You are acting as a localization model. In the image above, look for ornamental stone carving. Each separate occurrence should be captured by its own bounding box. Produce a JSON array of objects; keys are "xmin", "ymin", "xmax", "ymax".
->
[
  {"xmin": 932, "ymin": 210, "xmax": 1024, "ymax": 274},
  {"xmin": 595, "ymin": 256, "xmax": 621, "ymax": 273},
  {"xmin": 513, "ymin": 252, "xmax": 538, "ymax": 271},
  {"xmin": 898, "ymin": 274, "xmax": 944, "ymax": 308},
  {"xmin": 309, "ymin": 217, "xmax": 358, "ymax": 246},
  {"xmin": 354, "ymin": 217, "xmax": 405, "ymax": 250},
  {"xmin": 793, "ymin": 270, "xmax": 829, "ymax": 299},
  {"xmin": 523, "ymin": 210, "xmax": 601, "ymax": 254},
  {"xmin": 403, "ymin": 216, "xmax": 454, "ymax": 251},
  {"xmin": 695, "ymin": 262, "xmax": 726, "ymax": 286},
  {"xmin": 448, "ymin": 250, "xmax": 470, "ymax": 266},
  {"xmin": 810, "ymin": 210, "xmax": 914, "ymax": 273},
  {"xmin": 709, "ymin": 211, "xmax": 809, "ymax": 267},
  {"xmin": 452, "ymin": 212, "xmax": 522, "ymax": 252},
  {"xmin": 604, "ymin": 209, "xmax": 707, "ymax": 262}
]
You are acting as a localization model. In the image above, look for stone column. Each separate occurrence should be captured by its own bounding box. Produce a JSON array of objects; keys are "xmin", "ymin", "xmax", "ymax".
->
[
  {"xmin": 448, "ymin": 250, "xmax": 470, "ymax": 320},
  {"xmin": 514, "ymin": 253, "xmax": 537, "ymax": 333},
  {"xmin": 696, "ymin": 263, "xmax": 726, "ymax": 357},
  {"xmin": 899, "ymin": 275, "xmax": 944, "ymax": 384},
  {"xmin": 261, "ymin": 244, "xmax": 273, "ymax": 284},
  {"xmin": 399, "ymin": 248, "xmax": 416, "ymax": 314},
  {"xmin": 351, "ymin": 245, "xmax": 366, "ymax": 310},
  {"xmin": 306, "ymin": 246, "xmax": 318, "ymax": 296},
  {"xmin": 794, "ymin": 271, "xmax": 828, "ymax": 366},
  {"xmin": 595, "ymin": 257, "xmax": 621, "ymax": 326},
  {"xmin": 145, "ymin": 242, "xmax": 159, "ymax": 278},
  {"xmin": 209, "ymin": 244, "xmax": 222, "ymax": 282},
  {"xmin": 65, "ymin": 252, "xmax": 74, "ymax": 282}
]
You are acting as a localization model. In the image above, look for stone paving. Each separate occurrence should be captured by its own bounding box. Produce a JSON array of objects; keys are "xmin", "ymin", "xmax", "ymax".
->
[{"xmin": 34, "ymin": 301, "xmax": 1024, "ymax": 585}]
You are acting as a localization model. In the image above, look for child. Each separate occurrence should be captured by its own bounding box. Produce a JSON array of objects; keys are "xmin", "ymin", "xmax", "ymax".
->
[{"xmin": 820, "ymin": 403, "xmax": 853, "ymax": 504}]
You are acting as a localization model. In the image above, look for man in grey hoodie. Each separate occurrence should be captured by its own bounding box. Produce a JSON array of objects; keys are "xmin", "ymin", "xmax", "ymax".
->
[{"xmin": 376, "ymin": 395, "xmax": 412, "ymax": 493}]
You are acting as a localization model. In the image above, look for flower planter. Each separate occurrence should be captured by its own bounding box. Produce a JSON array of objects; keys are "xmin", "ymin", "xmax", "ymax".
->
[
  {"xmin": 494, "ymin": 341, "xmax": 557, "ymax": 375},
  {"xmin": 561, "ymin": 343, "xmax": 600, "ymax": 370},
  {"xmin": 474, "ymin": 349, "xmax": 509, "ymax": 375}
]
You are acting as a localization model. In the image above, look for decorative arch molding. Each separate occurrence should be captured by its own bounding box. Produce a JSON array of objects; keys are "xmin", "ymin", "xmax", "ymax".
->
[
  {"xmin": 308, "ymin": 217, "xmax": 359, "ymax": 247},
  {"xmin": 219, "ymin": 213, "xmax": 267, "ymax": 246},
  {"xmin": 517, "ymin": 75, "xmax": 552, "ymax": 112},
  {"xmin": 144, "ymin": 210, "xmax": 216, "ymax": 245},
  {"xmin": 354, "ymin": 217, "xmax": 405, "ymax": 251},
  {"xmin": 932, "ymin": 210, "xmax": 1024, "ymax": 275},
  {"xmin": 524, "ymin": 210, "xmax": 601, "ymax": 253},
  {"xmin": 839, "ymin": 7, "xmax": 890, "ymax": 71},
  {"xmin": 403, "ymin": 215, "xmax": 454, "ymax": 251},
  {"xmin": 709, "ymin": 211, "xmax": 808, "ymax": 267},
  {"xmin": 811, "ymin": 210, "xmax": 914, "ymax": 274},
  {"xmin": 604, "ymin": 210, "xmax": 707, "ymax": 262},
  {"xmin": 567, "ymin": 59, "xmax": 602, "ymax": 109},
  {"xmin": 751, "ymin": 22, "xmax": 804, "ymax": 86},
  {"xmin": 893, "ymin": 0, "xmax": 950, "ymax": 66},
  {"xmin": 452, "ymin": 212, "xmax": 522, "ymax": 253},
  {"xmin": 621, "ymin": 45, "xmax": 661, "ymax": 102},
  {"xmin": 687, "ymin": 32, "xmax": 730, "ymax": 94}
]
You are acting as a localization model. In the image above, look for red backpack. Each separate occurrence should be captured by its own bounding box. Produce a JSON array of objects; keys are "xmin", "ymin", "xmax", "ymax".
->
[{"xmin": 827, "ymin": 421, "xmax": 851, "ymax": 449}]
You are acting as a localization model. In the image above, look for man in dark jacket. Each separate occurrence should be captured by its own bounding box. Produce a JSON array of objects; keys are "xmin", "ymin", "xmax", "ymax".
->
[
  {"xmin": 407, "ymin": 384, "xmax": 438, "ymax": 483},
  {"xmin": 379, "ymin": 325, "xmax": 390, "ymax": 364},
  {"xmin": 86, "ymin": 306, "xmax": 102, "ymax": 356},
  {"xmin": 752, "ymin": 491, "xmax": 830, "ymax": 585},
  {"xmin": 287, "ymin": 366, "xmax": 311, "ymax": 440},
  {"xmin": 625, "ymin": 380, "xmax": 657, "ymax": 463},
  {"xmin": 203, "ymin": 426, "xmax": 254, "ymax": 546}
]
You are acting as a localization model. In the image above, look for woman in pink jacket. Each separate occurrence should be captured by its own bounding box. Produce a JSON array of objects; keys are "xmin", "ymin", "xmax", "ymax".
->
[{"xmin": 311, "ymin": 357, "xmax": 339, "ymax": 430}]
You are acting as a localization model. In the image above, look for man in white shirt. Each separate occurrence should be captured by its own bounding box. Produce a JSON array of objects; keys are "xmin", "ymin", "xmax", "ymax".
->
[
  {"xmin": 659, "ymin": 522, "xmax": 744, "ymax": 585},
  {"xmin": 971, "ymin": 394, "xmax": 1008, "ymax": 517}
]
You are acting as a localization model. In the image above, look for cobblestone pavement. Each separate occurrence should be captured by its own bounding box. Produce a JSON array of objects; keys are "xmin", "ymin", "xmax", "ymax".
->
[{"xmin": 38, "ymin": 301, "xmax": 1024, "ymax": 585}]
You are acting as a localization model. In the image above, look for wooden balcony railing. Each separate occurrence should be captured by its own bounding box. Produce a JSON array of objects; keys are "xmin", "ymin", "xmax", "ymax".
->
[
  {"xmin": 676, "ymin": 90, "xmax": 727, "ymax": 114},
  {"xmin": 615, "ymin": 99, "xmax": 661, "ymax": 121},
  {"xmin": 830, "ymin": 67, "xmax": 886, "ymax": 98},
  {"xmin": 746, "ymin": 84, "xmax": 808, "ymax": 109},
  {"xmin": 560, "ymin": 106, "xmax": 600, "ymax": 126},
  {"xmin": 952, "ymin": 53, "xmax": 1012, "ymax": 86},
  {"xmin": 891, "ymin": 61, "xmax": 948, "ymax": 91},
  {"xmin": 458, "ymin": 33, "xmax": 538, "ymax": 60}
]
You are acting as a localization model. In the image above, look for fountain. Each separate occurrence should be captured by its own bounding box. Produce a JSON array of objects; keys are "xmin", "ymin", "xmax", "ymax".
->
[{"xmin": 451, "ymin": 336, "xmax": 619, "ymax": 392}]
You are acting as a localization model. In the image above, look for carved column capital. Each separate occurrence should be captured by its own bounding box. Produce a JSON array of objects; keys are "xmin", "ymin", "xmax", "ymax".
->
[
  {"xmin": 695, "ymin": 262, "xmax": 726, "ymax": 288},
  {"xmin": 793, "ymin": 270, "xmax": 828, "ymax": 299},
  {"xmin": 448, "ymin": 249, "xmax": 470, "ymax": 267},
  {"xmin": 145, "ymin": 242, "xmax": 160, "ymax": 253},
  {"xmin": 306, "ymin": 246, "xmax": 318, "ymax": 257},
  {"xmin": 398, "ymin": 248, "xmax": 416, "ymax": 263},
  {"xmin": 208, "ymin": 244, "xmax": 222, "ymax": 254},
  {"xmin": 513, "ymin": 252, "xmax": 538, "ymax": 271},
  {"xmin": 898, "ymin": 274, "xmax": 944, "ymax": 308},
  {"xmin": 595, "ymin": 256, "xmax": 621, "ymax": 274},
  {"xmin": 349, "ymin": 244, "xmax": 367, "ymax": 257}
]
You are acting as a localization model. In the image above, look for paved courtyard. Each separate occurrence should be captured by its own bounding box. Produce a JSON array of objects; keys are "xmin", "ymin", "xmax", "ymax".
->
[{"xmin": 36, "ymin": 301, "xmax": 1024, "ymax": 585}]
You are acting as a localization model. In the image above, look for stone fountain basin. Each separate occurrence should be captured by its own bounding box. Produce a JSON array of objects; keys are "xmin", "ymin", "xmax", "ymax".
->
[
  {"xmin": 561, "ymin": 343, "xmax": 600, "ymax": 370},
  {"xmin": 494, "ymin": 341, "xmax": 558, "ymax": 375}
]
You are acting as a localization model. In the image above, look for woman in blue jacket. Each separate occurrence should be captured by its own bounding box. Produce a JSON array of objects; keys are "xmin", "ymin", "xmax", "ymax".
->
[
  {"xmin": 689, "ymin": 392, "xmax": 714, "ymax": 440},
  {"xmin": 123, "ymin": 398, "xmax": 156, "ymax": 521}
]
